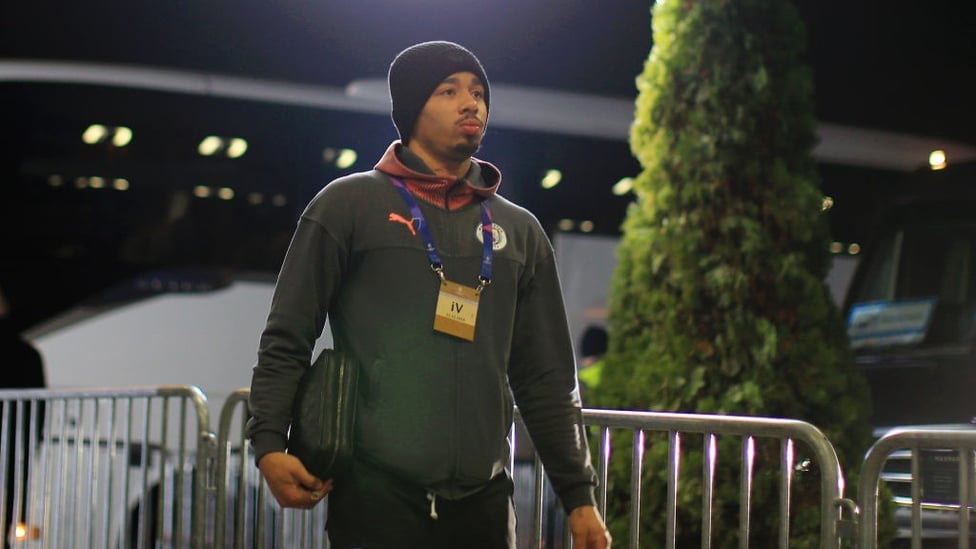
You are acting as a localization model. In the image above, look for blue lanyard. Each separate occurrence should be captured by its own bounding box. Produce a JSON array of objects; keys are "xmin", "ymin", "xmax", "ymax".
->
[{"xmin": 388, "ymin": 177, "xmax": 494, "ymax": 291}]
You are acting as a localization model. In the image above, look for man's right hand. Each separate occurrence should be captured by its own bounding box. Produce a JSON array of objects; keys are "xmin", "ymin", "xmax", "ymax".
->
[{"xmin": 257, "ymin": 451, "xmax": 332, "ymax": 509}]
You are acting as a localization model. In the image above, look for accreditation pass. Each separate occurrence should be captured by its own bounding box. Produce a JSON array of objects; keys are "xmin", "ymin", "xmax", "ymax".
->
[{"xmin": 433, "ymin": 279, "xmax": 481, "ymax": 341}]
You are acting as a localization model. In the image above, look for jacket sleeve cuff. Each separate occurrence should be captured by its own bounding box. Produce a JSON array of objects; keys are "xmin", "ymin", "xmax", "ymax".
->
[
  {"xmin": 251, "ymin": 431, "xmax": 288, "ymax": 467},
  {"xmin": 557, "ymin": 484, "xmax": 598, "ymax": 515}
]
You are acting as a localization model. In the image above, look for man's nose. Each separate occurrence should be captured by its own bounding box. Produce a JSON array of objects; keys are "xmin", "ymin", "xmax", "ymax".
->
[{"xmin": 460, "ymin": 92, "xmax": 480, "ymax": 112}]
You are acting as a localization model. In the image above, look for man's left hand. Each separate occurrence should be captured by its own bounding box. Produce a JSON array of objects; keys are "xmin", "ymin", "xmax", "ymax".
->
[{"xmin": 569, "ymin": 505, "xmax": 611, "ymax": 549}]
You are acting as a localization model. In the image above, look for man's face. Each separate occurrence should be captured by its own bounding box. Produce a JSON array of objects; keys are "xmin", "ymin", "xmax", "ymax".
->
[{"xmin": 410, "ymin": 71, "xmax": 487, "ymax": 161}]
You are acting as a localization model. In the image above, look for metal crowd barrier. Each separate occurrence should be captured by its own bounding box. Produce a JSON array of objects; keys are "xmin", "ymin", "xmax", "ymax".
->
[
  {"xmin": 214, "ymin": 389, "xmax": 329, "ymax": 548},
  {"xmin": 211, "ymin": 393, "xmax": 853, "ymax": 549},
  {"xmin": 0, "ymin": 386, "xmax": 211, "ymax": 549},
  {"xmin": 6, "ymin": 384, "xmax": 976, "ymax": 548},
  {"xmin": 859, "ymin": 427, "xmax": 976, "ymax": 549},
  {"xmin": 576, "ymin": 409, "xmax": 852, "ymax": 549}
]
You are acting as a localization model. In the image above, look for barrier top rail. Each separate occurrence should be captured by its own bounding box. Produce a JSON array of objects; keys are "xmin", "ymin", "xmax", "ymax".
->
[
  {"xmin": 0, "ymin": 384, "xmax": 211, "ymax": 439},
  {"xmin": 584, "ymin": 408, "xmax": 842, "ymax": 442},
  {"xmin": 0, "ymin": 384, "xmax": 209, "ymax": 404}
]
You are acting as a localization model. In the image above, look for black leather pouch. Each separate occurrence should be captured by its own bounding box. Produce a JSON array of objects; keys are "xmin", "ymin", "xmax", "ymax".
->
[{"xmin": 287, "ymin": 349, "xmax": 359, "ymax": 480}]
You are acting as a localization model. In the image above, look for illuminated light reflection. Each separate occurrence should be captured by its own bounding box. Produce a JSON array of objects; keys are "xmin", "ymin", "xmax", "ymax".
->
[
  {"xmin": 929, "ymin": 149, "xmax": 947, "ymax": 170},
  {"xmin": 74, "ymin": 177, "xmax": 88, "ymax": 189},
  {"xmin": 784, "ymin": 439, "xmax": 795, "ymax": 480},
  {"xmin": 668, "ymin": 431, "xmax": 680, "ymax": 484},
  {"xmin": 89, "ymin": 176, "xmax": 105, "ymax": 189},
  {"xmin": 707, "ymin": 434, "xmax": 718, "ymax": 478},
  {"xmin": 848, "ymin": 243, "xmax": 861, "ymax": 255},
  {"xmin": 336, "ymin": 148, "xmax": 358, "ymax": 169},
  {"xmin": 194, "ymin": 185, "xmax": 212, "ymax": 198},
  {"xmin": 272, "ymin": 194, "xmax": 288, "ymax": 207},
  {"xmin": 822, "ymin": 196, "xmax": 834, "ymax": 211},
  {"xmin": 579, "ymin": 220, "xmax": 595, "ymax": 233},
  {"xmin": 112, "ymin": 126, "xmax": 133, "ymax": 147},
  {"xmin": 82, "ymin": 124, "xmax": 108, "ymax": 144},
  {"xmin": 324, "ymin": 146, "xmax": 359, "ymax": 168},
  {"xmin": 541, "ymin": 169, "xmax": 562, "ymax": 189},
  {"xmin": 13, "ymin": 522, "xmax": 38, "ymax": 541},
  {"xmin": 226, "ymin": 138, "xmax": 248, "ymax": 159},
  {"xmin": 113, "ymin": 178, "xmax": 130, "ymax": 191},
  {"xmin": 198, "ymin": 136, "xmax": 223, "ymax": 156},
  {"xmin": 612, "ymin": 177, "xmax": 633, "ymax": 196},
  {"xmin": 557, "ymin": 219, "xmax": 575, "ymax": 231},
  {"xmin": 48, "ymin": 175, "xmax": 63, "ymax": 188},
  {"xmin": 741, "ymin": 436, "xmax": 756, "ymax": 508},
  {"xmin": 217, "ymin": 187, "xmax": 235, "ymax": 200},
  {"xmin": 248, "ymin": 192, "xmax": 264, "ymax": 205},
  {"xmin": 829, "ymin": 241, "xmax": 844, "ymax": 254}
]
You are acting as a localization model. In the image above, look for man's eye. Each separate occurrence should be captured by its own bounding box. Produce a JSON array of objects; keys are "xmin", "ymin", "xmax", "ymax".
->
[{"xmin": 440, "ymin": 88, "xmax": 455, "ymax": 96}]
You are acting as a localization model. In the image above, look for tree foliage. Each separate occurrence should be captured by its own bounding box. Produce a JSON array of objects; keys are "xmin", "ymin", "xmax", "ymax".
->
[{"xmin": 587, "ymin": 0, "xmax": 886, "ymax": 546}]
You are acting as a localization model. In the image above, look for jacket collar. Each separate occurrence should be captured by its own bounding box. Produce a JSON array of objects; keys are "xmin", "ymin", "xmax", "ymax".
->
[{"xmin": 374, "ymin": 141, "xmax": 501, "ymax": 210}]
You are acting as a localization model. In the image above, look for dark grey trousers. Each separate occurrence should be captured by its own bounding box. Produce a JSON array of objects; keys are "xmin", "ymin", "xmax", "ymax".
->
[{"xmin": 326, "ymin": 460, "xmax": 516, "ymax": 549}]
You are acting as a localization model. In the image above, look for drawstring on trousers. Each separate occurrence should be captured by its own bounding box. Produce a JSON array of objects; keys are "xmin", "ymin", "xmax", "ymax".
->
[{"xmin": 426, "ymin": 492, "xmax": 439, "ymax": 520}]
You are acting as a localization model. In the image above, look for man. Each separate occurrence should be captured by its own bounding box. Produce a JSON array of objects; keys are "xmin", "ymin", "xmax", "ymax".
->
[{"xmin": 247, "ymin": 41, "xmax": 611, "ymax": 549}]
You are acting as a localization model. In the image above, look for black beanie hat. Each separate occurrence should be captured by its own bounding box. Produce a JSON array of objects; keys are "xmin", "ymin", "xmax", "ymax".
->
[{"xmin": 388, "ymin": 41, "xmax": 490, "ymax": 144}]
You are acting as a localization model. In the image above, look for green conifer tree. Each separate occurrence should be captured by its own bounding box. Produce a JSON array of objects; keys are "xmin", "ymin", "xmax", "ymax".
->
[{"xmin": 587, "ymin": 1, "xmax": 886, "ymax": 546}]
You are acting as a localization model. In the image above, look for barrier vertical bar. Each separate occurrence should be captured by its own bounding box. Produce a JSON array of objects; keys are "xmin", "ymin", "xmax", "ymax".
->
[
  {"xmin": 598, "ymin": 426, "xmax": 610, "ymax": 517},
  {"xmin": 739, "ymin": 436, "xmax": 754, "ymax": 549},
  {"xmin": 73, "ymin": 398, "xmax": 87, "ymax": 549},
  {"xmin": 959, "ymin": 449, "xmax": 971, "ymax": 549},
  {"xmin": 120, "ymin": 396, "xmax": 134, "ymax": 549},
  {"xmin": 630, "ymin": 428, "xmax": 646, "ymax": 549},
  {"xmin": 779, "ymin": 438, "xmax": 794, "ymax": 548},
  {"xmin": 702, "ymin": 433, "xmax": 716, "ymax": 549},
  {"xmin": 664, "ymin": 430, "xmax": 678, "ymax": 549},
  {"xmin": 25, "ymin": 397, "xmax": 42, "ymax": 548},
  {"xmin": 56, "ymin": 399, "xmax": 70, "ymax": 548},
  {"xmin": 171, "ymin": 386, "xmax": 211, "ymax": 549},
  {"xmin": 911, "ymin": 446, "xmax": 921, "ymax": 549},
  {"xmin": 213, "ymin": 390, "xmax": 237, "ymax": 548},
  {"xmin": 27, "ymin": 400, "xmax": 52, "ymax": 536},
  {"xmin": 137, "ymin": 397, "xmax": 152, "ymax": 549},
  {"xmin": 85, "ymin": 398, "xmax": 101, "ymax": 548},
  {"xmin": 174, "ymin": 396, "xmax": 187, "ymax": 548},
  {"xmin": 0, "ymin": 401, "xmax": 8, "ymax": 543},
  {"xmin": 105, "ymin": 398, "xmax": 120, "ymax": 545},
  {"xmin": 12, "ymin": 401, "xmax": 25, "ymax": 545}
]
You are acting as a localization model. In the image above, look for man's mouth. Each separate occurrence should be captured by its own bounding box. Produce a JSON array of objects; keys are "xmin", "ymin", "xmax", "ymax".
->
[{"xmin": 459, "ymin": 120, "xmax": 482, "ymax": 136}]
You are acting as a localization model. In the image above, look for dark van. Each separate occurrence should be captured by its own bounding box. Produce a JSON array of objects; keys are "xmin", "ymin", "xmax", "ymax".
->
[{"xmin": 842, "ymin": 161, "xmax": 976, "ymax": 543}]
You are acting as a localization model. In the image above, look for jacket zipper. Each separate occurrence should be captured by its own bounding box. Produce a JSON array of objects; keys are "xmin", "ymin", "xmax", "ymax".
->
[
  {"xmin": 444, "ymin": 178, "xmax": 465, "ymax": 211},
  {"xmin": 426, "ymin": 492, "xmax": 439, "ymax": 520}
]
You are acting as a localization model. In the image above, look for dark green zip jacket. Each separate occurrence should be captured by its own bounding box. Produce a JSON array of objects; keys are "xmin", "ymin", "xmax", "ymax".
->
[{"xmin": 247, "ymin": 142, "xmax": 597, "ymax": 512}]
